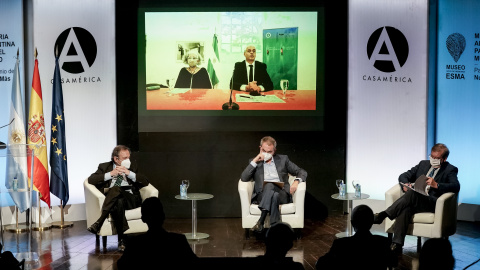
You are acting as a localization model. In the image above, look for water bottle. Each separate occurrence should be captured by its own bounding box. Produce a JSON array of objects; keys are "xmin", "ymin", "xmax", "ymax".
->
[
  {"xmin": 180, "ymin": 184, "xmax": 187, "ymax": 197},
  {"xmin": 340, "ymin": 182, "xmax": 346, "ymax": 197},
  {"xmin": 13, "ymin": 177, "xmax": 18, "ymax": 191},
  {"xmin": 355, "ymin": 183, "xmax": 361, "ymax": 198}
]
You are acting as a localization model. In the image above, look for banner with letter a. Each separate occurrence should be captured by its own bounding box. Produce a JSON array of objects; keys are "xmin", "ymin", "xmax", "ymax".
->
[
  {"xmin": 347, "ymin": 0, "xmax": 429, "ymax": 200},
  {"xmin": 33, "ymin": 0, "xmax": 116, "ymax": 205}
]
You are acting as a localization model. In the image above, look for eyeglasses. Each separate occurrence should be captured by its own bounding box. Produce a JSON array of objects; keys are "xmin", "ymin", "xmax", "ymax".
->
[{"xmin": 187, "ymin": 57, "xmax": 198, "ymax": 60}]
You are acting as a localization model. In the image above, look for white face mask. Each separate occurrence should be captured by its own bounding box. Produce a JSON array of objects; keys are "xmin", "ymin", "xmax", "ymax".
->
[
  {"xmin": 429, "ymin": 156, "xmax": 441, "ymax": 167},
  {"xmin": 262, "ymin": 152, "xmax": 273, "ymax": 161},
  {"xmin": 121, "ymin": 159, "xmax": 131, "ymax": 169}
]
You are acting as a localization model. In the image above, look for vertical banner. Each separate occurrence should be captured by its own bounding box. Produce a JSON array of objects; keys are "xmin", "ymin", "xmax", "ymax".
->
[
  {"xmin": 347, "ymin": 0, "xmax": 429, "ymax": 199},
  {"xmin": 264, "ymin": 28, "xmax": 298, "ymax": 90},
  {"xmin": 33, "ymin": 0, "xmax": 116, "ymax": 205},
  {"xmin": 436, "ymin": 0, "xmax": 480, "ymax": 205},
  {"xmin": 0, "ymin": 0, "xmax": 25, "ymax": 208}
]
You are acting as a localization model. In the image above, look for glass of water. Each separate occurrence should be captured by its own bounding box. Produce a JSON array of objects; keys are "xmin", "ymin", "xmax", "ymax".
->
[{"xmin": 280, "ymin": 79, "xmax": 289, "ymax": 99}]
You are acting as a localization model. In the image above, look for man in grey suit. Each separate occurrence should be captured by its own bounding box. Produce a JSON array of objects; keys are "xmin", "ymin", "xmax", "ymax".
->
[
  {"xmin": 241, "ymin": 136, "xmax": 307, "ymax": 233},
  {"xmin": 374, "ymin": 143, "xmax": 460, "ymax": 254}
]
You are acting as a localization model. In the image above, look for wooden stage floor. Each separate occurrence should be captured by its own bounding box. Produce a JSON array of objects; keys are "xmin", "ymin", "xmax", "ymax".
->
[{"xmin": 1, "ymin": 214, "xmax": 479, "ymax": 270}]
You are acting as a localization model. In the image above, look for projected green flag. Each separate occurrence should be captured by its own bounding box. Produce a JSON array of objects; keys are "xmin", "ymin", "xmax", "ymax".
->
[{"xmin": 207, "ymin": 34, "xmax": 220, "ymax": 87}]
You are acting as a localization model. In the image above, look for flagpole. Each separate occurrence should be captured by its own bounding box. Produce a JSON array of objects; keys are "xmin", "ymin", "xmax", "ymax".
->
[
  {"xmin": 6, "ymin": 207, "xmax": 29, "ymax": 233},
  {"xmin": 32, "ymin": 195, "xmax": 52, "ymax": 231},
  {"xmin": 51, "ymin": 200, "xmax": 73, "ymax": 229},
  {"xmin": 50, "ymin": 46, "xmax": 73, "ymax": 230}
]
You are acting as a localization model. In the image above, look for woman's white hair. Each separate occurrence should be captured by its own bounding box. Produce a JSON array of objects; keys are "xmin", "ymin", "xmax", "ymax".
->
[{"xmin": 183, "ymin": 50, "xmax": 203, "ymax": 65}]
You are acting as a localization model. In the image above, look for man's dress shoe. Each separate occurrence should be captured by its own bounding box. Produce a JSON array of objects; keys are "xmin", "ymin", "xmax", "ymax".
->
[
  {"xmin": 390, "ymin": 243, "xmax": 403, "ymax": 254},
  {"xmin": 374, "ymin": 212, "xmax": 387, "ymax": 224},
  {"xmin": 251, "ymin": 222, "xmax": 264, "ymax": 233},
  {"xmin": 87, "ymin": 222, "xmax": 101, "ymax": 234},
  {"xmin": 118, "ymin": 239, "xmax": 126, "ymax": 252}
]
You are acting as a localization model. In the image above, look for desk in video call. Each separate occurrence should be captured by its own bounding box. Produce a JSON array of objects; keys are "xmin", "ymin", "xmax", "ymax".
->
[{"xmin": 146, "ymin": 88, "xmax": 316, "ymax": 110}]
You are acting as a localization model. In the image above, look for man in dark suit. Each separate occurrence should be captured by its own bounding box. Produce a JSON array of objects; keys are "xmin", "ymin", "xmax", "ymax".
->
[
  {"xmin": 315, "ymin": 205, "xmax": 396, "ymax": 270},
  {"xmin": 374, "ymin": 143, "xmax": 460, "ymax": 254},
  {"xmin": 87, "ymin": 145, "xmax": 149, "ymax": 251},
  {"xmin": 117, "ymin": 197, "xmax": 197, "ymax": 269},
  {"xmin": 230, "ymin": 45, "xmax": 274, "ymax": 94},
  {"xmin": 241, "ymin": 136, "xmax": 307, "ymax": 233}
]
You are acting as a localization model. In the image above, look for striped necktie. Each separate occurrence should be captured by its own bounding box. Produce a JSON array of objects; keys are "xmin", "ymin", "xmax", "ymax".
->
[{"xmin": 428, "ymin": 168, "xmax": 437, "ymax": 178}]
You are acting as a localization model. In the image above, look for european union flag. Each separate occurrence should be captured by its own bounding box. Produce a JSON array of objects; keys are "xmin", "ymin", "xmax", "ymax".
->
[{"xmin": 49, "ymin": 56, "xmax": 69, "ymax": 206}]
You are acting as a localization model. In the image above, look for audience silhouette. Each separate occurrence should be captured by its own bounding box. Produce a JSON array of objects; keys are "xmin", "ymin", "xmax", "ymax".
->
[
  {"xmin": 0, "ymin": 243, "xmax": 24, "ymax": 270},
  {"xmin": 419, "ymin": 238, "xmax": 455, "ymax": 270},
  {"xmin": 117, "ymin": 197, "xmax": 197, "ymax": 269},
  {"xmin": 256, "ymin": 222, "xmax": 304, "ymax": 270},
  {"xmin": 315, "ymin": 204, "xmax": 396, "ymax": 270}
]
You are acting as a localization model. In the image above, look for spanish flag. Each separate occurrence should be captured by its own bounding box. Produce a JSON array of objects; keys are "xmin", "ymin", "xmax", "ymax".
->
[{"xmin": 27, "ymin": 51, "xmax": 50, "ymax": 207}]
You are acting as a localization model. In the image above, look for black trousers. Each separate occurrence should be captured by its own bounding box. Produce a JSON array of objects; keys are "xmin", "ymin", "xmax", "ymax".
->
[
  {"xmin": 102, "ymin": 186, "xmax": 142, "ymax": 236},
  {"xmin": 256, "ymin": 183, "xmax": 289, "ymax": 224},
  {"xmin": 385, "ymin": 190, "xmax": 436, "ymax": 245}
]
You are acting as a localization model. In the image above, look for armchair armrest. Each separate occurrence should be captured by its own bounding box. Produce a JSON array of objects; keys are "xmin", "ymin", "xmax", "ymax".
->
[
  {"xmin": 238, "ymin": 180, "xmax": 254, "ymax": 218},
  {"xmin": 385, "ymin": 184, "xmax": 402, "ymax": 208},
  {"xmin": 84, "ymin": 179, "xmax": 106, "ymax": 227},
  {"xmin": 139, "ymin": 184, "xmax": 159, "ymax": 201},
  {"xmin": 432, "ymin": 192, "xmax": 457, "ymax": 237}
]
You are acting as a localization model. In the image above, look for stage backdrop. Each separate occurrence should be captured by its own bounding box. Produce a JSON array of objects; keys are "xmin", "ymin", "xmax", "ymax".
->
[
  {"xmin": 347, "ymin": 0, "xmax": 429, "ymax": 200},
  {"xmin": 0, "ymin": 0, "xmax": 26, "ymax": 208},
  {"xmin": 436, "ymin": 0, "xmax": 480, "ymax": 207},
  {"xmin": 33, "ymin": 0, "xmax": 116, "ymax": 207}
]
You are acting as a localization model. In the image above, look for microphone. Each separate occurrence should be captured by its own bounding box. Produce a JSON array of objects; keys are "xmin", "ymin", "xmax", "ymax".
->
[
  {"xmin": 222, "ymin": 67, "xmax": 240, "ymax": 110},
  {"xmin": 0, "ymin": 118, "xmax": 15, "ymax": 149}
]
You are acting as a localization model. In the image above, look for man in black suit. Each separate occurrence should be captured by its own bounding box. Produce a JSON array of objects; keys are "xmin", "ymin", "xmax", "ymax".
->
[
  {"xmin": 117, "ymin": 197, "xmax": 197, "ymax": 269},
  {"xmin": 87, "ymin": 145, "xmax": 149, "ymax": 251},
  {"xmin": 315, "ymin": 205, "xmax": 396, "ymax": 270},
  {"xmin": 230, "ymin": 45, "xmax": 274, "ymax": 94},
  {"xmin": 374, "ymin": 143, "xmax": 460, "ymax": 254},
  {"xmin": 241, "ymin": 136, "xmax": 307, "ymax": 233}
]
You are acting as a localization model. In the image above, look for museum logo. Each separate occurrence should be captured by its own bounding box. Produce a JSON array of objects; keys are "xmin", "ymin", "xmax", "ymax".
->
[
  {"xmin": 443, "ymin": 32, "xmax": 466, "ymax": 80},
  {"xmin": 53, "ymin": 27, "xmax": 101, "ymax": 84}
]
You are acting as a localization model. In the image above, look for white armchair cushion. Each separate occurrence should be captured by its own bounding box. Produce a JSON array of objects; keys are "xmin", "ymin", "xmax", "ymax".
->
[
  {"xmin": 412, "ymin": 213, "xmax": 435, "ymax": 224},
  {"xmin": 249, "ymin": 203, "xmax": 296, "ymax": 215}
]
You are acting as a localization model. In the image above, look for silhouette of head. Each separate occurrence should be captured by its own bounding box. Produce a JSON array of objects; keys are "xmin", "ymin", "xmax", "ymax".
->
[
  {"xmin": 265, "ymin": 222, "xmax": 295, "ymax": 257},
  {"xmin": 141, "ymin": 197, "xmax": 166, "ymax": 228},
  {"xmin": 419, "ymin": 238, "xmax": 455, "ymax": 270},
  {"xmin": 351, "ymin": 204, "xmax": 374, "ymax": 232}
]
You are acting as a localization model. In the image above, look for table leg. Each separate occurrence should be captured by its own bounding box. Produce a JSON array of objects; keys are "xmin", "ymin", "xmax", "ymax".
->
[
  {"xmin": 192, "ymin": 200, "xmax": 197, "ymax": 239},
  {"xmin": 335, "ymin": 199, "xmax": 353, "ymax": 238},
  {"xmin": 347, "ymin": 199, "xmax": 353, "ymax": 236},
  {"xmin": 184, "ymin": 200, "xmax": 209, "ymax": 240}
]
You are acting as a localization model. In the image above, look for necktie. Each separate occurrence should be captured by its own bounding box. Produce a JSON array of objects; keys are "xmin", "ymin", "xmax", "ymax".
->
[
  {"xmin": 114, "ymin": 175, "xmax": 124, "ymax": 187},
  {"xmin": 249, "ymin": 65, "xmax": 253, "ymax": 82},
  {"xmin": 428, "ymin": 168, "xmax": 437, "ymax": 178}
]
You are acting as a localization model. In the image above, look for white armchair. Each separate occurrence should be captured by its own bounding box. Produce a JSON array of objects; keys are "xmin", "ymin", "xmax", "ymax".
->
[
  {"xmin": 238, "ymin": 176, "xmax": 306, "ymax": 239},
  {"xmin": 84, "ymin": 179, "xmax": 159, "ymax": 247},
  {"xmin": 384, "ymin": 184, "xmax": 458, "ymax": 252}
]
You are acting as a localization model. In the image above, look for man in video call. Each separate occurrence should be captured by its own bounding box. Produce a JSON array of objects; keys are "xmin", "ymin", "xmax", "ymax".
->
[
  {"xmin": 373, "ymin": 143, "xmax": 460, "ymax": 254},
  {"xmin": 230, "ymin": 45, "xmax": 274, "ymax": 95},
  {"xmin": 241, "ymin": 136, "xmax": 307, "ymax": 233},
  {"xmin": 87, "ymin": 145, "xmax": 149, "ymax": 251}
]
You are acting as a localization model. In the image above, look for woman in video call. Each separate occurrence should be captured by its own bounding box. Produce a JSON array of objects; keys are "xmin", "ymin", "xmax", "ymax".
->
[{"xmin": 174, "ymin": 50, "xmax": 213, "ymax": 89}]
